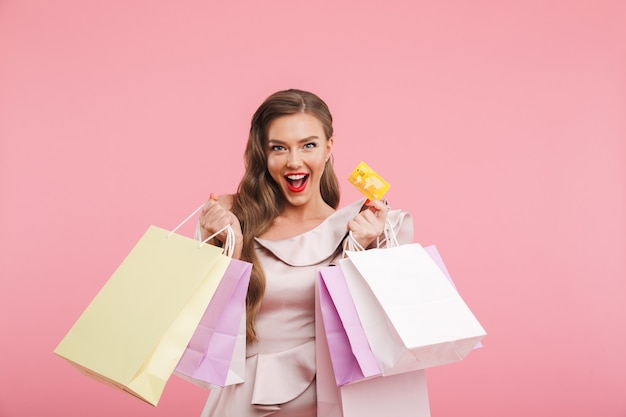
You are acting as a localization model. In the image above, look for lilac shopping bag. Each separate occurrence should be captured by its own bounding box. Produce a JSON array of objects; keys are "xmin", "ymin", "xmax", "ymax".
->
[
  {"xmin": 315, "ymin": 277, "xmax": 431, "ymax": 417},
  {"xmin": 174, "ymin": 257, "xmax": 251, "ymax": 388},
  {"xmin": 317, "ymin": 266, "xmax": 381, "ymax": 386}
]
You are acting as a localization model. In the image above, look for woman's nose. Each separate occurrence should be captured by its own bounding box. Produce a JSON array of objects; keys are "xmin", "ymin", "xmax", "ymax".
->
[{"xmin": 287, "ymin": 150, "xmax": 301, "ymax": 168}]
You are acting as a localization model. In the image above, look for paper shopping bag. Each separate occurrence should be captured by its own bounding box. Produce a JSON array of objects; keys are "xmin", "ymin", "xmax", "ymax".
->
[
  {"xmin": 340, "ymin": 243, "xmax": 486, "ymax": 375},
  {"xmin": 315, "ymin": 277, "xmax": 431, "ymax": 417},
  {"xmin": 317, "ymin": 267, "xmax": 381, "ymax": 386},
  {"xmin": 174, "ymin": 258, "xmax": 251, "ymax": 388},
  {"xmin": 340, "ymin": 371, "xmax": 430, "ymax": 417},
  {"xmin": 424, "ymin": 245, "xmax": 482, "ymax": 350},
  {"xmin": 54, "ymin": 226, "xmax": 231, "ymax": 406}
]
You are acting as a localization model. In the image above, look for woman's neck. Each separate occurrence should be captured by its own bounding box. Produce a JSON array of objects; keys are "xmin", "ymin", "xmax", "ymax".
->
[
  {"xmin": 279, "ymin": 199, "xmax": 335, "ymax": 222},
  {"xmin": 259, "ymin": 200, "xmax": 335, "ymax": 240}
]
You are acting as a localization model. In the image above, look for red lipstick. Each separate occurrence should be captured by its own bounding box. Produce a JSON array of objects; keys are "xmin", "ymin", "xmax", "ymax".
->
[{"xmin": 285, "ymin": 173, "xmax": 309, "ymax": 193}]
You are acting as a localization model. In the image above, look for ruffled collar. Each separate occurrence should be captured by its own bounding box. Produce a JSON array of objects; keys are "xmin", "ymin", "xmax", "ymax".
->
[{"xmin": 254, "ymin": 198, "xmax": 366, "ymax": 266}]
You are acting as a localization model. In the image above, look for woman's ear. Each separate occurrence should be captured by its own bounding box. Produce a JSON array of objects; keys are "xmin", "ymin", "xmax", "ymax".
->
[{"xmin": 326, "ymin": 136, "xmax": 334, "ymax": 160}]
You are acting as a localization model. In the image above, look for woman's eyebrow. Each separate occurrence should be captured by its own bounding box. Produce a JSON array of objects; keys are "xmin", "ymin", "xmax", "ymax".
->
[{"xmin": 268, "ymin": 136, "xmax": 320, "ymax": 144}]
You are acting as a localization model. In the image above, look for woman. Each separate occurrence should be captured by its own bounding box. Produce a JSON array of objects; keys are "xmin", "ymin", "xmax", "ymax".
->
[{"xmin": 197, "ymin": 89, "xmax": 411, "ymax": 416}]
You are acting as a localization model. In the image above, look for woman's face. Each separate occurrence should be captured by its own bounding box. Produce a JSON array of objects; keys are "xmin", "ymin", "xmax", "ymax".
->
[{"xmin": 266, "ymin": 112, "xmax": 333, "ymax": 209}]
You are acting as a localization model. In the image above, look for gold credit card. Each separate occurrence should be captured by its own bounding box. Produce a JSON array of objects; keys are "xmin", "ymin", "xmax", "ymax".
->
[{"xmin": 347, "ymin": 161, "xmax": 391, "ymax": 201}]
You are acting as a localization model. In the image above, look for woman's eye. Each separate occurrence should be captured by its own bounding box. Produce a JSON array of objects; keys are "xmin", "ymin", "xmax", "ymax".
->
[
  {"xmin": 303, "ymin": 142, "xmax": 317, "ymax": 149},
  {"xmin": 271, "ymin": 145, "xmax": 286, "ymax": 151}
]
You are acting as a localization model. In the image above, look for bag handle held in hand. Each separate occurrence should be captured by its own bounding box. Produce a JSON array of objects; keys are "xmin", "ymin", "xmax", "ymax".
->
[
  {"xmin": 167, "ymin": 202, "xmax": 236, "ymax": 256},
  {"xmin": 380, "ymin": 217, "xmax": 399, "ymax": 248},
  {"xmin": 343, "ymin": 214, "xmax": 400, "ymax": 258}
]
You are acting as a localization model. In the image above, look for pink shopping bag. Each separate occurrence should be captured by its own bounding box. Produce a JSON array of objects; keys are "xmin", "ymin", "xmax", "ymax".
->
[
  {"xmin": 315, "ymin": 277, "xmax": 431, "ymax": 417},
  {"xmin": 318, "ymin": 266, "xmax": 381, "ymax": 386},
  {"xmin": 174, "ymin": 257, "xmax": 251, "ymax": 388}
]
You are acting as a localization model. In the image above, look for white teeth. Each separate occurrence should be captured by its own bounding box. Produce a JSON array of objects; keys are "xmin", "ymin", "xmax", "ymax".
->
[{"xmin": 286, "ymin": 174, "xmax": 307, "ymax": 180}]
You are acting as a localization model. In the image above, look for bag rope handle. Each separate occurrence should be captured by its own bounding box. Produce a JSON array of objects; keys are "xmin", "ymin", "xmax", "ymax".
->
[
  {"xmin": 343, "ymin": 214, "xmax": 400, "ymax": 257},
  {"xmin": 169, "ymin": 202, "xmax": 205, "ymax": 236},
  {"xmin": 380, "ymin": 217, "xmax": 399, "ymax": 248},
  {"xmin": 167, "ymin": 202, "xmax": 235, "ymax": 256}
]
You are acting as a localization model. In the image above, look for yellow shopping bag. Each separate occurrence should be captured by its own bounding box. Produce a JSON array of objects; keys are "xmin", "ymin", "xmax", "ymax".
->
[{"xmin": 54, "ymin": 208, "xmax": 231, "ymax": 406}]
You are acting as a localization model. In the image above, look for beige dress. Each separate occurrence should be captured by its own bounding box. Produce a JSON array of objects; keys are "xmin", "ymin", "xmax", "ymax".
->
[{"xmin": 200, "ymin": 198, "xmax": 413, "ymax": 417}]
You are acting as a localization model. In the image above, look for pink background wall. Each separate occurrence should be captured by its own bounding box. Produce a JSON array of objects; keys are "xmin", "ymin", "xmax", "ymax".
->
[{"xmin": 1, "ymin": 1, "xmax": 625, "ymax": 416}]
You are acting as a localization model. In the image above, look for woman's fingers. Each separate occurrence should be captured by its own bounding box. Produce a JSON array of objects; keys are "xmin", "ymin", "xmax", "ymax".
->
[
  {"xmin": 200, "ymin": 199, "xmax": 232, "ymax": 237},
  {"xmin": 348, "ymin": 199, "xmax": 389, "ymax": 248},
  {"xmin": 365, "ymin": 199, "xmax": 389, "ymax": 216}
]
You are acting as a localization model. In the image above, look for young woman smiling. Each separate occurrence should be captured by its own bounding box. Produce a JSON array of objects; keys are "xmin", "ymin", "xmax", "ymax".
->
[{"xmin": 197, "ymin": 89, "xmax": 413, "ymax": 417}]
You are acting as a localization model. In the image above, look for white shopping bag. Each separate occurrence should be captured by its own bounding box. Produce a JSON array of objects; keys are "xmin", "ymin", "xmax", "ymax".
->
[{"xmin": 340, "ymin": 243, "xmax": 486, "ymax": 376}]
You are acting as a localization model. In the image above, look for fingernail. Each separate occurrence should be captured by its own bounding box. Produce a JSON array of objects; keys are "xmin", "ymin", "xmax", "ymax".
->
[
  {"xmin": 210, "ymin": 193, "xmax": 217, "ymax": 201},
  {"xmin": 365, "ymin": 199, "xmax": 370, "ymax": 204}
]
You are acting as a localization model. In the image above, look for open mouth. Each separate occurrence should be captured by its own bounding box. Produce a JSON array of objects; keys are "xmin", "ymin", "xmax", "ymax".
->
[{"xmin": 285, "ymin": 174, "xmax": 309, "ymax": 193}]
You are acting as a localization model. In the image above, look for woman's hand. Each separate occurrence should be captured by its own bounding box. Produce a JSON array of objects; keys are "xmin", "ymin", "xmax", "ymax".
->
[
  {"xmin": 347, "ymin": 199, "xmax": 389, "ymax": 249},
  {"xmin": 199, "ymin": 194, "xmax": 243, "ymax": 258}
]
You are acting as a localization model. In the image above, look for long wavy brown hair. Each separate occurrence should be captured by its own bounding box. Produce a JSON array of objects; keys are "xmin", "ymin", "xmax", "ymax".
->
[{"xmin": 232, "ymin": 89, "xmax": 340, "ymax": 343}]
